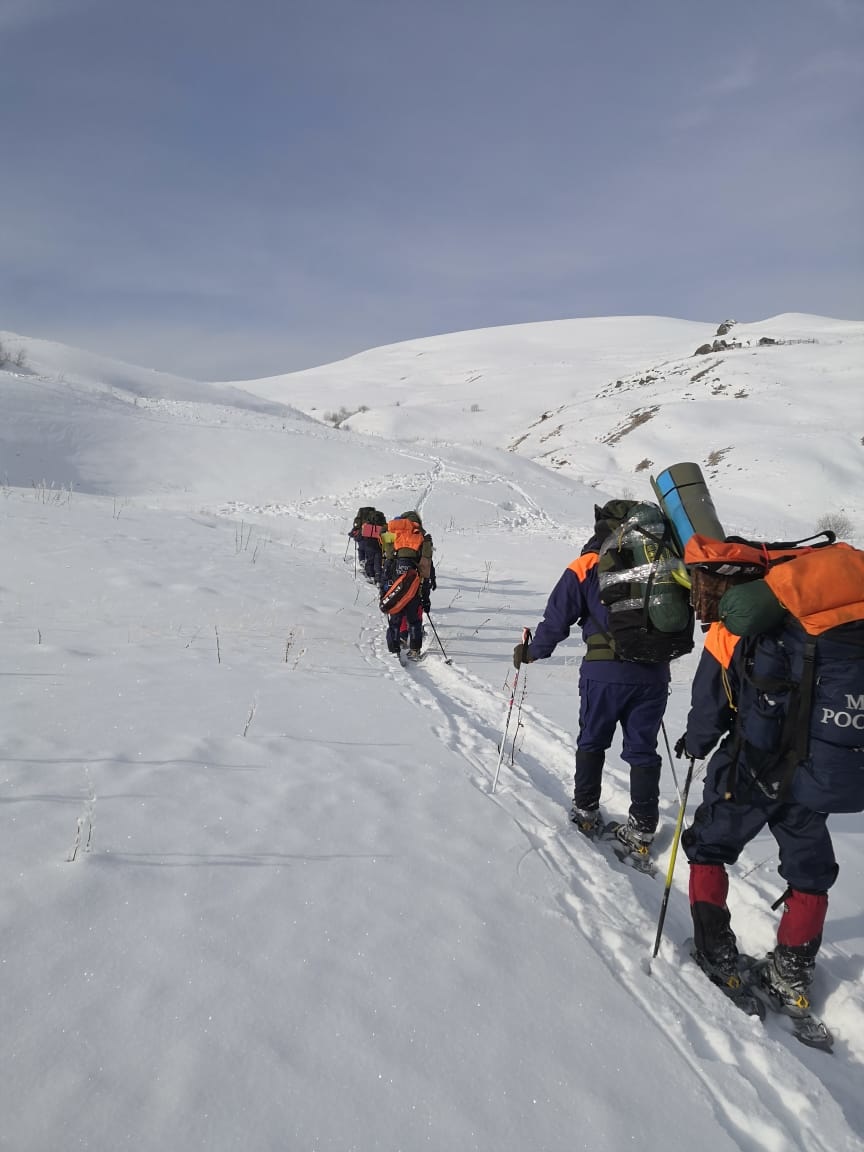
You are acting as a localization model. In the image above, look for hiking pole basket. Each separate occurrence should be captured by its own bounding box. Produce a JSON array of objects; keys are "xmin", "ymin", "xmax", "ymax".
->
[
  {"xmin": 492, "ymin": 628, "xmax": 531, "ymax": 794},
  {"xmin": 652, "ymin": 755, "xmax": 696, "ymax": 959}
]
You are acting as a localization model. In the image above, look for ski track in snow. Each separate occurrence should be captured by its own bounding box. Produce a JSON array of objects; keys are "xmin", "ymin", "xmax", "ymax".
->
[{"xmin": 219, "ymin": 455, "xmax": 576, "ymax": 545}]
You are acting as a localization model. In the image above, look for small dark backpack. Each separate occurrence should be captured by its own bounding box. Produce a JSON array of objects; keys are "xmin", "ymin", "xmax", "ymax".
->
[
  {"xmin": 352, "ymin": 507, "xmax": 376, "ymax": 534},
  {"xmin": 595, "ymin": 500, "xmax": 694, "ymax": 663}
]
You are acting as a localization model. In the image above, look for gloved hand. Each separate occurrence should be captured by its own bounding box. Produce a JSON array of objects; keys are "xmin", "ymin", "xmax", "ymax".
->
[
  {"xmin": 513, "ymin": 641, "xmax": 533, "ymax": 669},
  {"xmin": 422, "ymin": 593, "xmax": 432, "ymax": 613},
  {"xmin": 674, "ymin": 734, "xmax": 691, "ymax": 759},
  {"xmin": 430, "ymin": 577, "xmax": 437, "ymax": 591}
]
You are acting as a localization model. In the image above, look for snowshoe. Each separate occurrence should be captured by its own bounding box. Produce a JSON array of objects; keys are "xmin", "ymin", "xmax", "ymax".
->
[
  {"xmin": 569, "ymin": 804, "xmax": 603, "ymax": 838},
  {"xmin": 739, "ymin": 953, "xmax": 833, "ymax": 1052},
  {"xmin": 689, "ymin": 942, "xmax": 765, "ymax": 1020},
  {"xmin": 602, "ymin": 821, "xmax": 657, "ymax": 877}
]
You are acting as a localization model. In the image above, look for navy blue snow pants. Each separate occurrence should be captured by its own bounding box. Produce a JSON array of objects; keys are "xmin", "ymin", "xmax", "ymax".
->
[
  {"xmin": 386, "ymin": 596, "xmax": 423, "ymax": 653},
  {"xmin": 682, "ymin": 748, "xmax": 839, "ymax": 894},
  {"xmin": 358, "ymin": 538, "xmax": 381, "ymax": 583},
  {"xmin": 574, "ymin": 672, "xmax": 667, "ymax": 827}
]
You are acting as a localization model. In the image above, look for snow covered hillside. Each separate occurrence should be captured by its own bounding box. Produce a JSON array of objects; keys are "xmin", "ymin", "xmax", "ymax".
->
[
  {"xmin": 1, "ymin": 314, "xmax": 862, "ymax": 1152},
  {"xmin": 235, "ymin": 312, "xmax": 864, "ymax": 541}
]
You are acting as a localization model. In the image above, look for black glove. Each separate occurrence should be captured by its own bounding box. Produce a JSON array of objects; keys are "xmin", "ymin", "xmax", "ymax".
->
[
  {"xmin": 430, "ymin": 577, "xmax": 437, "ymax": 591},
  {"xmin": 674, "ymin": 734, "xmax": 690, "ymax": 759},
  {"xmin": 422, "ymin": 593, "xmax": 431, "ymax": 613},
  {"xmin": 513, "ymin": 641, "xmax": 533, "ymax": 669}
]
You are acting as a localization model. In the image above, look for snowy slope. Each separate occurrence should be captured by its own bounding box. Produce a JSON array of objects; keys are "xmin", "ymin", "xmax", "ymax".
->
[
  {"xmin": 1, "ymin": 315, "xmax": 862, "ymax": 1152},
  {"xmin": 234, "ymin": 312, "xmax": 864, "ymax": 540}
]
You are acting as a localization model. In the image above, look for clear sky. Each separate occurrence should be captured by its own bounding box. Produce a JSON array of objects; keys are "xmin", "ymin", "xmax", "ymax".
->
[{"xmin": 1, "ymin": 0, "xmax": 862, "ymax": 379}]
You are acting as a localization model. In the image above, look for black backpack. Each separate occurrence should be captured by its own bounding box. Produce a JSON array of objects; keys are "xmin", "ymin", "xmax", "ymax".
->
[
  {"xmin": 352, "ymin": 507, "xmax": 376, "ymax": 534},
  {"xmin": 595, "ymin": 500, "xmax": 695, "ymax": 663}
]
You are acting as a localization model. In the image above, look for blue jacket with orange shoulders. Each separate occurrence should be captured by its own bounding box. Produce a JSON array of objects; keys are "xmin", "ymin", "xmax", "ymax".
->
[{"xmin": 528, "ymin": 539, "xmax": 671, "ymax": 686}]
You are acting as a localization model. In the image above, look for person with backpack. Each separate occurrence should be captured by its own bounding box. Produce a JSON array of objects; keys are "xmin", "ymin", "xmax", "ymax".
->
[
  {"xmin": 381, "ymin": 511, "xmax": 435, "ymax": 659},
  {"xmin": 513, "ymin": 499, "xmax": 694, "ymax": 853},
  {"xmin": 678, "ymin": 540, "xmax": 864, "ymax": 1018},
  {"xmin": 349, "ymin": 507, "xmax": 387, "ymax": 584}
]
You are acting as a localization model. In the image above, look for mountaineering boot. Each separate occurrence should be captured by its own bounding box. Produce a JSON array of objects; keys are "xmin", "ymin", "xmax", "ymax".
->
[
  {"xmin": 613, "ymin": 814, "xmax": 655, "ymax": 854},
  {"xmin": 406, "ymin": 647, "xmax": 423, "ymax": 662},
  {"xmin": 570, "ymin": 804, "xmax": 602, "ymax": 837},
  {"xmin": 754, "ymin": 946, "xmax": 815, "ymax": 1017},
  {"xmin": 692, "ymin": 933, "xmax": 741, "ymax": 989},
  {"xmin": 690, "ymin": 933, "xmax": 765, "ymax": 1019}
]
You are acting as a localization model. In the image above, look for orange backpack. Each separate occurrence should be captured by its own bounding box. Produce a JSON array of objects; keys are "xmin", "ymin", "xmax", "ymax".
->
[{"xmin": 387, "ymin": 518, "xmax": 426, "ymax": 558}]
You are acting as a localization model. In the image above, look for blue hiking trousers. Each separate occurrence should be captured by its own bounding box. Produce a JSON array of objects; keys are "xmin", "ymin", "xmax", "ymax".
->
[
  {"xmin": 682, "ymin": 747, "xmax": 839, "ymax": 893},
  {"xmin": 574, "ymin": 672, "xmax": 667, "ymax": 824}
]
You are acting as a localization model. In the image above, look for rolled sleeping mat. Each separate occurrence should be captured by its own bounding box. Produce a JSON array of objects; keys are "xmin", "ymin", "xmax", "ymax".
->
[{"xmin": 651, "ymin": 462, "xmax": 726, "ymax": 553}]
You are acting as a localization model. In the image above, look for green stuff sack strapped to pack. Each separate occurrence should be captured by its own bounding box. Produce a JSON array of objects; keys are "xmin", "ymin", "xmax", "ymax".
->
[{"xmin": 596, "ymin": 501, "xmax": 695, "ymax": 663}]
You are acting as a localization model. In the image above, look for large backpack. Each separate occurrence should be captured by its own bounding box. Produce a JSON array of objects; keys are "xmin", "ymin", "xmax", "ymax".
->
[
  {"xmin": 352, "ymin": 507, "xmax": 376, "ymax": 534},
  {"xmin": 388, "ymin": 516, "xmax": 426, "ymax": 558},
  {"xmin": 719, "ymin": 544, "xmax": 864, "ymax": 813},
  {"xmin": 361, "ymin": 509, "xmax": 387, "ymax": 539},
  {"xmin": 595, "ymin": 500, "xmax": 695, "ymax": 663}
]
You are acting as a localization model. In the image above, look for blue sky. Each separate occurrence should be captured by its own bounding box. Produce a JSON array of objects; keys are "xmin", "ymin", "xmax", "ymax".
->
[{"xmin": 1, "ymin": 0, "xmax": 862, "ymax": 379}]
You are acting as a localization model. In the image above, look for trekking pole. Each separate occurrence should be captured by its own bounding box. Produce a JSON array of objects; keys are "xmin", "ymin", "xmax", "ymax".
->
[
  {"xmin": 660, "ymin": 720, "xmax": 682, "ymax": 803},
  {"xmin": 424, "ymin": 611, "xmax": 451, "ymax": 665},
  {"xmin": 651, "ymin": 756, "xmax": 696, "ymax": 960},
  {"xmin": 343, "ymin": 537, "xmax": 351, "ymax": 562},
  {"xmin": 510, "ymin": 668, "xmax": 528, "ymax": 766},
  {"xmin": 492, "ymin": 628, "xmax": 531, "ymax": 794}
]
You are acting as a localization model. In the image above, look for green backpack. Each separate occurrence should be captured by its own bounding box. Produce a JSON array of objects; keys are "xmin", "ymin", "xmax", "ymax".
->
[{"xmin": 596, "ymin": 500, "xmax": 695, "ymax": 663}]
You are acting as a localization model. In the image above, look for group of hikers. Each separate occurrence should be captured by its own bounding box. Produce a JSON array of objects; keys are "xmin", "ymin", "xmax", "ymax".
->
[
  {"xmin": 348, "ymin": 506, "xmax": 436, "ymax": 660},
  {"xmin": 512, "ymin": 478, "xmax": 863, "ymax": 1035},
  {"xmin": 348, "ymin": 469, "xmax": 863, "ymax": 1037}
]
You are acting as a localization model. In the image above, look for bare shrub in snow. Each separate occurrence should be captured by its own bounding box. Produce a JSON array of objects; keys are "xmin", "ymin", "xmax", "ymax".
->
[{"xmin": 817, "ymin": 512, "xmax": 855, "ymax": 542}]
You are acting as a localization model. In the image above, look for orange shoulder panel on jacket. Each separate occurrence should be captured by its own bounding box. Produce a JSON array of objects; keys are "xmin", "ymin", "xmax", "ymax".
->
[
  {"xmin": 766, "ymin": 543, "xmax": 864, "ymax": 635},
  {"xmin": 567, "ymin": 553, "xmax": 599, "ymax": 581},
  {"xmin": 703, "ymin": 622, "xmax": 740, "ymax": 669}
]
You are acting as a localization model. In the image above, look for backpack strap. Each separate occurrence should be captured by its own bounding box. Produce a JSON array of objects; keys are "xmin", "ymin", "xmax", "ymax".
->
[
  {"xmin": 586, "ymin": 629, "xmax": 616, "ymax": 661},
  {"xmin": 776, "ymin": 636, "xmax": 817, "ymax": 801},
  {"xmin": 724, "ymin": 531, "xmax": 835, "ymax": 552},
  {"xmin": 735, "ymin": 633, "xmax": 817, "ymax": 803}
]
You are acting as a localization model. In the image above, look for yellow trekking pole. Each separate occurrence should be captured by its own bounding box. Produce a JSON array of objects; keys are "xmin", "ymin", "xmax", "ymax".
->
[{"xmin": 652, "ymin": 756, "xmax": 696, "ymax": 959}]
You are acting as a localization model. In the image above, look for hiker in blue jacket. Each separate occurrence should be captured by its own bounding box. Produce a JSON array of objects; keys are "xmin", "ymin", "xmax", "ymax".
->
[{"xmin": 513, "ymin": 501, "xmax": 672, "ymax": 852}]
